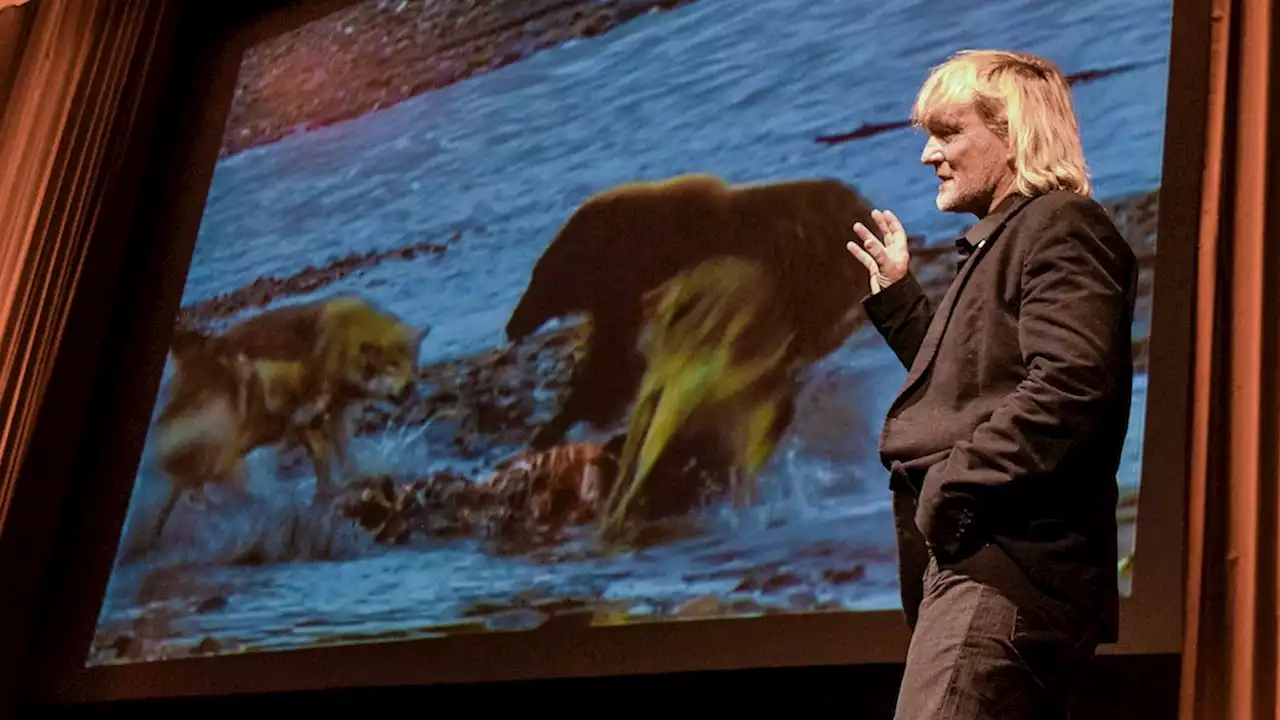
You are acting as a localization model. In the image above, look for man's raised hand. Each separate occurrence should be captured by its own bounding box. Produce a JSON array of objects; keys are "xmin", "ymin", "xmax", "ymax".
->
[{"xmin": 847, "ymin": 209, "xmax": 911, "ymax": 294}]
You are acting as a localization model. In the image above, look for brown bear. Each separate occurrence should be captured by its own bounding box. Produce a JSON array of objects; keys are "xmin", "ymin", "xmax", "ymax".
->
[{"xmin": 505, "ymin": 173, "xmax": 877, "ymax": 450}]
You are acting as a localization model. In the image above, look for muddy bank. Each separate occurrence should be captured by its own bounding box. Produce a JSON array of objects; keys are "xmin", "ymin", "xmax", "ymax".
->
[{"xmin": 221, "ymin": 0, "xmax": 699, "ymax": 158}]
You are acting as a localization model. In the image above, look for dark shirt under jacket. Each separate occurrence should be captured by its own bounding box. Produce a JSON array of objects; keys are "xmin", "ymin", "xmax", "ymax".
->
[{"xmin": 862, "ymin": 190, "xmax": 1138, "ymax": 643}]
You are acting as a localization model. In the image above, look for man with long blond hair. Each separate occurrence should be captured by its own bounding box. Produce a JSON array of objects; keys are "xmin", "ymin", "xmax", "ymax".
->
[{"xmin": 847, "ymin": 49, "xmax": 1138, "ymax": 718}]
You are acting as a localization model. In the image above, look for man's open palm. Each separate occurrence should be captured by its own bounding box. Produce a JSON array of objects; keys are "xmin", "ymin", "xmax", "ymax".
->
[{"xmin": 847, "ymin": 209, "xmax": 911, "ymax": 294}]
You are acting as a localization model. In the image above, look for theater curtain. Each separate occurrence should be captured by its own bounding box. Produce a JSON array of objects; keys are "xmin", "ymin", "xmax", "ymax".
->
[
  {"xmin": 0, "ymin": 0, "xmax": 173, "ymax": 714},
  {"xmin": 1179, "ymin": 0, "xmax": 1280, "ymax": 717}
]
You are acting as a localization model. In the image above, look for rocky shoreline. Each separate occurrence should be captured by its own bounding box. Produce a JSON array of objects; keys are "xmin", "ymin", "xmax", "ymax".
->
[{"xmin": 221, "ymin": 0, "xmax": 699, "ymax": 158}]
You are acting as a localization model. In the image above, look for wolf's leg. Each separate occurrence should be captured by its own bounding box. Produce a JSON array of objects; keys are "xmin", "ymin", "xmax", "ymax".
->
[
  {"xmin": 150, "ymin": 483, "xmax": 184, "ymax": 551},
  {"xmin": 326, "ymin": 407, "xmax": 355, "ymax": 482},
  {"xmin": 225, "ymin": 459, "xmax": 250, "ymax": 495},
  {"xmin": 301, "ymin": 427, "xmax": 335, "ymax": 501},
  {"xmin": 289, "ymin": 392, "xmax": 331, "ymax": 429}
]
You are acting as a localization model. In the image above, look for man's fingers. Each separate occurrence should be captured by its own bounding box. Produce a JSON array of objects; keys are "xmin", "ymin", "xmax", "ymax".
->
[
  {"xmin": 864, "ymin": 237, "xmax": 890, "ymax": 265},
  {"xmin": 853, "ymin": 223, "xmax": 889, "ymax": 259},
  {"xmin": 883, "ymin": 210, "xmax": 907, "ymax": 246},
  {"xmin": 870, "ymin": 208, "xmax": 890, "ymax": 239},
  {"xmin": 846, "ymin": 241, "xmax": 880, "ymax": 275},
  {"xmin": 849, "ymin": 220, "xmax": 890, "ymax": 265},
  {"xmin": 852, "ymin": 221, "xmax": 878, "ymax": 244},
  {"xmin": 870, "ymin": 209, "xmax": 911, "ymax": 253}
]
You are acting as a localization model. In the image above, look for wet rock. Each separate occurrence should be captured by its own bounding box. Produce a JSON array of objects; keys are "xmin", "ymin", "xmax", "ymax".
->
[
  {"xmin": 733, "ymin": 569, "xmax": 803, "ymax": 593},
  {"xmin": 481, "ymin": 608, "xmax": 547, "ymax": 632},
  {"xmin": 588, "ymin": 599, "xmax": 644, "ymax": 626},
  {"xmin": 695, "ymin": 550, "xmax": 745, "ymax": 566},
  {"xmin": 347, "ymin": 322, "xmax": 589, "ymax": 451},
  {"xmin": 821, "ymin": 566, "xmax": 866, "ymax": 585},
  {"xmin": 331, "ymin": 435, "xmax": 736, "ymax": 554},
  {"xmin": 194, "ymin": 636, "xmax": 222, "ymax": 655},
  {"xmin": 335, "ymin": 471, "xmax": 493, "ymax": 544},
  {"xmin": 195, "ymin": 595, "xmax": 229, "ymax": 614},
  {"xmin": 136, "ymin": 568, "xmax": 233, "ymax": 606},
  {"xmin": 787, "ymin": 589, "xmax": 818, "ymax": 610},
  {"xmin": 728, "ymin": 599, "xmax": 768, "ymax": 616},
  {"xmin": 109, "ymin": 634, "xmax": 135, "ymax": 659},
  {"xmin": 460, "ymin": 591, "xmax": 601, "ymax": 632},
  {"xmin": 417, "ymin": 618, "xmax": 491, "ymax": 636},
  {"xmin": 89, "ymin": 604, "xmax": 199, "ymax": 665},
  {"xmin": 672, "ymin": 594, "xmax": 731, "ymax": 619},
  {"xmin": 332, "ymin": 445, "xmax": 615, "ymax": 550},
  {"xmin": 1102, "ymin": 189, "xmax": 1160, "ymax": 255}
]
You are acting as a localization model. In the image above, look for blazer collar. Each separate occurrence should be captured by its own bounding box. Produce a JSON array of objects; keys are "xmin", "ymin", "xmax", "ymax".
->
[{"xmin": 955, "ymin": 192, "xmax": 1033, "ymax": 260}]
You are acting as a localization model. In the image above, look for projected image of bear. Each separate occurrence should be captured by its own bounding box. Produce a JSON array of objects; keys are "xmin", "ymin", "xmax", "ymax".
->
[{"xmin": 505, "ymin": 174, "xmax": 874, "ymax": 451}]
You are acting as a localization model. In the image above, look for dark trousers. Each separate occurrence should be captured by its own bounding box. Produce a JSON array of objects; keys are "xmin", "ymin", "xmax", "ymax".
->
[{"xmin": 891, "ymin": 493, "xmax": 1101, "ymax": 719}]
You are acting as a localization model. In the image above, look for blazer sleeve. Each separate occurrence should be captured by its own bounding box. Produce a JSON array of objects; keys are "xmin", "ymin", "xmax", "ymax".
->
[
  {"xmin": 914, "ymin": 201, "xmax": 1138, "ymax": 550},
  {"xmin": 862, "ymin": 270, "xmax": 934, "ymax": 370}
]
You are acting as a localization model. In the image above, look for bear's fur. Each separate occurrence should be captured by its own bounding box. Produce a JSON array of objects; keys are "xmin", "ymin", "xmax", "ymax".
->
[
  {"xmin": 599, "ymin": 256, "xmax": 800, "ymax": 540},
  {"xmin": 505, "ymin": 173, "xmax": 875, "ymax": 449}
]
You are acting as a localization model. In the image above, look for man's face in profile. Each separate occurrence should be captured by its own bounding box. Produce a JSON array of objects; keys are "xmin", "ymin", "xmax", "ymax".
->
[{"xmin": 919, "ymin": 102, "xmax": 1015, "ymax": 217}]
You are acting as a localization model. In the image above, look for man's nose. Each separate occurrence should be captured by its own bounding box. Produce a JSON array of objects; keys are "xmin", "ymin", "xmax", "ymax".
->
[{"xmin": 921, "ymin": 137, "xmax": 943, "ymax": 165}]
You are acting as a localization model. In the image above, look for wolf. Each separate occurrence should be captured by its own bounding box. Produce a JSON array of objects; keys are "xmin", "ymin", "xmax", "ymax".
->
[{"xmin": 147, "ymin": 295, "xmax": 424, "ymax": 548}]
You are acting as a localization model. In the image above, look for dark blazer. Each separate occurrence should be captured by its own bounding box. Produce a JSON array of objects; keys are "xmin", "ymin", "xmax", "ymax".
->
[{"xmin": 863, "ymin": 189, "xmax": 1138, "ymax": 643}]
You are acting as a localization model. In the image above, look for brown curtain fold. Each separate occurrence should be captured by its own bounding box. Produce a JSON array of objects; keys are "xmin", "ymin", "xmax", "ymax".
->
[
  {"xmin": 1180, "ymin": 0, "xmax": 1280, "ymax": 717},
  {"xmin": 0, "ymin": 0, "xmax": 161, "ymax": 535},
  {"xmin": 0, "ymin": 0, "xmax": 173, "ymax": 714},
  {"xmin": 0, "ymin": 2, "xmax": 36, "ymax": 116}
]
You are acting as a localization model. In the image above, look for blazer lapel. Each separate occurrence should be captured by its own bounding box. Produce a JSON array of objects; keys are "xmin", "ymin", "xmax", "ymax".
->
[{"xmin": 886, "ymin": 194, "xmax": 1034, "ymax": 417}]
